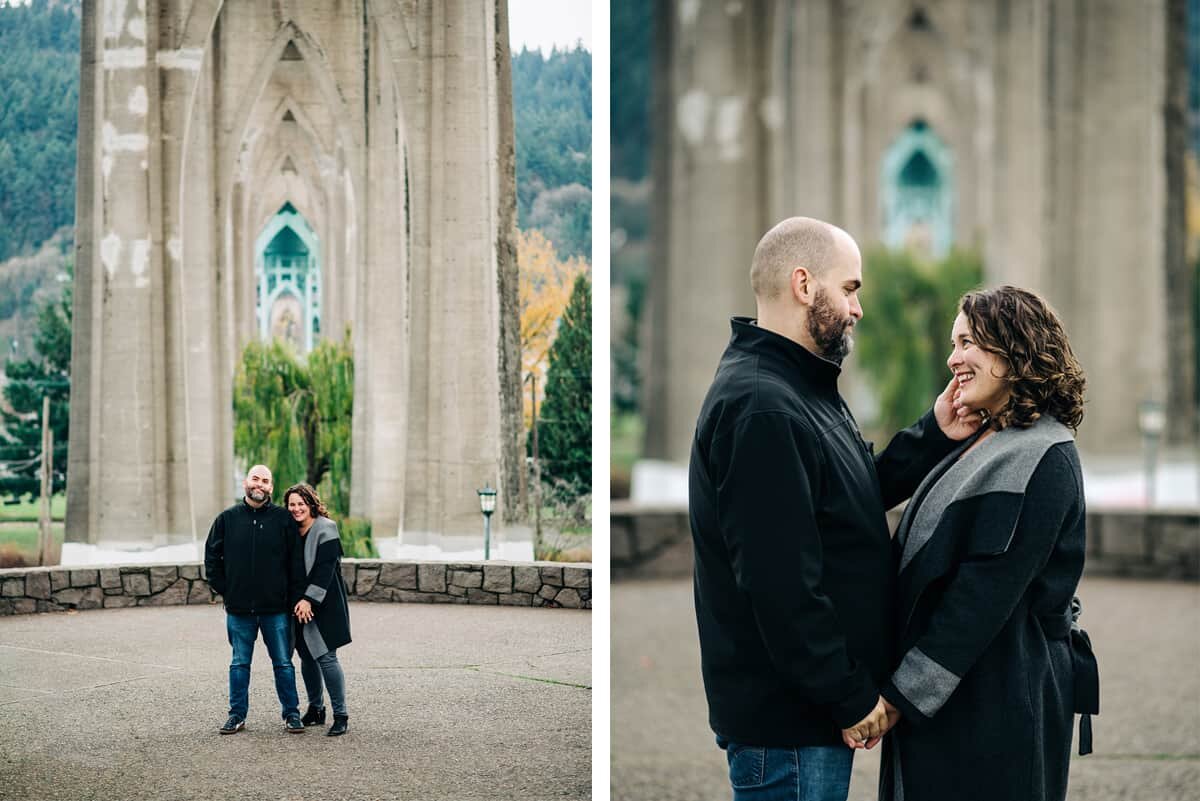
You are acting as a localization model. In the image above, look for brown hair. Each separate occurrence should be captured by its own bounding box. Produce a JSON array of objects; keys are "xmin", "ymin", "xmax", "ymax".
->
[
  {"xmin": 959, "ymin": 286, "xmax": 1086, "ymax": 431},
  {"xmin": 283, "ymin": 483, "xmax": 328, "ymax": 520}
]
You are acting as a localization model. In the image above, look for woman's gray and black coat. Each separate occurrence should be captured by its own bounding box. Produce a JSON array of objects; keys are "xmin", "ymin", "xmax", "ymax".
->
[
  {"xmin": 297, "ymin": 516, "xmax": 352, "ymax": 658},
  {"xmin": 879, "ymin": 416, "xmax": 1099, "ymax": 801}
]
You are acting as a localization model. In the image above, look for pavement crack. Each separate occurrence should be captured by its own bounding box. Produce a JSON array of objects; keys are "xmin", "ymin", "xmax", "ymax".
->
[
  {"xmin": 468, "ymin": 666, "xmax": 590, "ymax": 690},
  {"xmin": 0, "ymin": 682, "xmax": 53, "ymax": 694},
  {"xmin": 366, "ymin": 664, "xmax": 482, "ymax": 670},
  {"xmin": 1086, "ymin": 753, "xmax": 1200, "ymax": 761},
  {"xmin": 0, "ymin": 643, "xmax": 183, "ymax": 671},
  {"xmin": 0, "ymin": 671, "xmax": 174, "ymax": 706}
]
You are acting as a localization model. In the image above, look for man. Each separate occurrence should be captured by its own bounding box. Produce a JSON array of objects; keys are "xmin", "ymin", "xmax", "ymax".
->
[
  {"xmin": 688, "ymin": 217, "xmax": 981, "ymax": 800},
  {"xmin": 204, "ymin": 464, "xmax": 307, "ymax": 734}
]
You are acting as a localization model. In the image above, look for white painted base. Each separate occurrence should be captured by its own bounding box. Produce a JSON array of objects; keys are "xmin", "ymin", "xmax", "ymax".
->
[
  {"xmin": 630, "ymin": 459, "xmax": 689, "ymax": 505},
  {"xmin": 386, "ymin": 524, "xmax": 535, "ymax": 562},
  {"xmin": 1079, "ymin": 454, "xmax": 1199, "ymax": 509},
  {"xmin": 60, "ymin": 541, "xmax": 203, "ymax": 566},
  {"xmin": 376, "ymin": 538, "xmax": 535, "ymax": 562},
  {"xmin": 630, "ymin": 455, "xmax": 1200, "ymax": 510}
]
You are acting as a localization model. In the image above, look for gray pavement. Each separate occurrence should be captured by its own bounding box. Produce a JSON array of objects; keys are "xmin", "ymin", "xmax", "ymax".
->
[
  {"xmin": 612, "ymin": 576, "xmax": 1200, "ymax": 801},
  {"xmin": 0, "ymin": 602, "xmax": 591, "ymax": 800}
]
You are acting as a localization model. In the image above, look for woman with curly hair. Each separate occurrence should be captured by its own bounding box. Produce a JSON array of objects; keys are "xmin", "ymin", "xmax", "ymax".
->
[
  {"xmin": 870, "ymin": 286, "xmax": 1099, "ymax": 801},
  {"xmin": 285, "ymin": 483, "xmax": 352, "ymax": 736}
]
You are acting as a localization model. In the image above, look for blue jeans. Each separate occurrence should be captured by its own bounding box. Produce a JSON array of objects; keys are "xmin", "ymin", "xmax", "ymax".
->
[
  {"xmin": 225, "ymin": 612, "xmax": 300, "ymax": 720},
  {"xmin": 717, "ymin": 737, "xmax": 853, "ymax": 801}
]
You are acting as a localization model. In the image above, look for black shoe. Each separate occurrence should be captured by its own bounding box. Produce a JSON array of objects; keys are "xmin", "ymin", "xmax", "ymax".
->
[
  {"xmin": 327, "ymin": 714, "xmax": 349, "ymax": 737},
  {"xmin": 219, "ymin": 715, "xmax": 245, "ymax": 735},
  {"xmin": 284, "ymin": 714, "xmax": 305, "ymax": 733},
  {"xmin": 300, "ymin": 705, "xmax": 326, "ymax": 727}
]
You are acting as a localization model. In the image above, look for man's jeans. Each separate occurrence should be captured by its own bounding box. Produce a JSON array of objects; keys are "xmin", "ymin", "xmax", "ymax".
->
[
  {"xmin": 226, "ymin": 612, "xmax": 300, "ymax": 720},
  {"xmin": 717, "ymin": 737, "xmax": 853, "ymax": 801}
]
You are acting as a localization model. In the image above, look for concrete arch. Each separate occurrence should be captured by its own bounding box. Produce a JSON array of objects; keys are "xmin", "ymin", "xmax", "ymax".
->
[
  {"xmin": 69, "ymin": 0, "xmax": 520, "ymax": 558},
  {"xmin": 245, "ymin": 97, "xmax": 335, "ymax": 236},
  {"xmin": 217, "ymin": 22, "xmax": 362, "ymax": 222},
  {"xmin": 249, "ymin": 152, "xmax": 327, "ymax": 246}
]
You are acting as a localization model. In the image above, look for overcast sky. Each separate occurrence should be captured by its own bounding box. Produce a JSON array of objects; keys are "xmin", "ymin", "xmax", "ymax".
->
[{"xmin": 508, "ymin": 0, "xmax": 591, "ymax": 53}]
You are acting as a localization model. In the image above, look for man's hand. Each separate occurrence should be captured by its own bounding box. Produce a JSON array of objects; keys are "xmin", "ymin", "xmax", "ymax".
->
[
  {"xmin": 933, "ymin": 376, "xmax": 986, "ymax": 441},
  {"xmin": 841, "ymin": 697, "xmax": 901, "ymax": 749},
  {"xmin": 294, "ymin": 599, "xmax": 313, "ymax": 623},
  {"xmin": 862, "ymin": 699, "xmax": 901, "ymax": 749}
]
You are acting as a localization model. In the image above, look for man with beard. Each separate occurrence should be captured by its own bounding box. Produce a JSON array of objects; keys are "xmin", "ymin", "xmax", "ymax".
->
[
  {"xmin": 204, "ymin": 464, "xmax": 307, "ymax": 734},
  {"xmin": 688, "ymin": 217, "xmax": 982, "ymax": 800}
]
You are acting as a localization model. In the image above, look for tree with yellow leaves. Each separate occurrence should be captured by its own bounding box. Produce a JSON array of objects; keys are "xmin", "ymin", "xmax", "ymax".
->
[{"xmin": 519, "ymin": 228, "xmax": 588, "ymax": 427}]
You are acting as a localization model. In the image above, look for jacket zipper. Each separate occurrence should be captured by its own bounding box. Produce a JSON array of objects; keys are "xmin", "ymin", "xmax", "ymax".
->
[{"xmin": 250, "ymin": 508, "xmax": 257, "ymax": 615}]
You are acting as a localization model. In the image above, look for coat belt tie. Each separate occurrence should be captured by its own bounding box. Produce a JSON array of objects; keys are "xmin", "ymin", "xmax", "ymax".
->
[{"xmin": 1036, "ymin": 596, "xmax": 1099, "ymax": 756}]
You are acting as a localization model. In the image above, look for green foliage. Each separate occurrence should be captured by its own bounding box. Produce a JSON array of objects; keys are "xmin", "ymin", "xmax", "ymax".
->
[
  {"xmin": 232, "ymin": 332, "xmax": 354, "ymax": 517},
  {"xmin": 0, "ymin": 280, "xmax": 71, "ymax": 500},
  {"xmin": 537, "ymin": 274, "xmax": 591, "ymax": 493},
  {"xmin": 1195, "ymin": 255, "xmax": 1200, "ymax": 415},
  {"xmin": 512, "ymin": 46, "xmax": 591, "ymax": 259},
  {"xmin": 0, "ymin": 1, "xmax": 79, "ymax": 261},
  {"xmin": 611, "ymin": 1, "xmax": 652, "ymax": 181},
  {"xmin": 339, "ymin": 516, "xmax": 377, "ymax": 559},
  {"xmin": 854, "ymin": 249, "xmax": 983, "ymax": 435}
]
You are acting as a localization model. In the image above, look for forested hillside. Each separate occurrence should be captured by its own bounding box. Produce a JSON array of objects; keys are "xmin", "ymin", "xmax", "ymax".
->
[
  {"xmin": 0, "ymin": 0, "xmax": 79, "ymax": 263},
  {"xmin": 512, "ymin": 45, "xmax": 591, "ymax": 260},
  {"xmin": 0, "ymin": 1, "xmax": 591, "ymax": 364}
]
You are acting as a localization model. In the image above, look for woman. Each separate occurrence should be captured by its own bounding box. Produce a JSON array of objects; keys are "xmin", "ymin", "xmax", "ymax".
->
[
  {"xmin": 872, "ymin": 286, "xmax": 1098, "ymax": 801},
  {"xmin": 285, "ymin": 483, "xmax": 352, "ymax": 736}
]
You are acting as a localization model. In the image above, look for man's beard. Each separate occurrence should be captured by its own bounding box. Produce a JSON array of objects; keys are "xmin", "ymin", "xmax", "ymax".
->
[
  {"xmin": 246, "ymin": 487, "xmax": 269, "ymax": 502},
  {"xmin": 808, "ymin": 288, "xmax": 855, "ymax": 364}
]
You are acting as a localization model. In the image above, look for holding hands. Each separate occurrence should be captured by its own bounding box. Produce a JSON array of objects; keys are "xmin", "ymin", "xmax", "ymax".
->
[
  {"xmin": 294, "ymin": 598, "xmax": 313, "ymax": 624},
  {"xmin": 841, "ymin": 696, "xmax": 901, "ymax": 750}
]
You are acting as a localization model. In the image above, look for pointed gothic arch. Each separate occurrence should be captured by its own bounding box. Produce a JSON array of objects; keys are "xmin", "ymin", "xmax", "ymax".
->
[{"xmin": 67, "ymin": 1, "xmax": 520, "ymax": 557}]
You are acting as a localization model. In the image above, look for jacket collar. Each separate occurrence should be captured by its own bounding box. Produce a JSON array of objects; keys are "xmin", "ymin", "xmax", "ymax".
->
[
  {"xmin": 242, "ymin": 498, "xmax": 274, "ymax": 512},
  {"xmin": 728, "ymin": 316, "xmax": 842, "ymax": 388}
]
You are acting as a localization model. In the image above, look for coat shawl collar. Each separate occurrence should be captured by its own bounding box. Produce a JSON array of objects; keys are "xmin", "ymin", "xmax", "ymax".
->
[{"xmin": 895, "ymin": 415, "xmax": 1074, "ymax": 574}]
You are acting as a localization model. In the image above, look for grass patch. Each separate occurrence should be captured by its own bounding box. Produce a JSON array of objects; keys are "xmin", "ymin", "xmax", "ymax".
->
[
  {"xmin": 611, "ymin": 412, "xmax": 643, "ymax": 475},
  {"xmin": 0, "ymin": 494, "xmax": 66, "ymax": 522},
  {"xmin": 0, "ymin": 521, "xmax": 65, "ymax": 566}
]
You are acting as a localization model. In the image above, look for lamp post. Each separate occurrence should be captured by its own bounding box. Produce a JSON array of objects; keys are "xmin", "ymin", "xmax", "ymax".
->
[
  {"xmin": 1137, "ymin": 400, "xmax": 1166, "ymax": 507},
  {"xmin": 477, "ymin": 484, "xmax": 497, "ymax": 560}
]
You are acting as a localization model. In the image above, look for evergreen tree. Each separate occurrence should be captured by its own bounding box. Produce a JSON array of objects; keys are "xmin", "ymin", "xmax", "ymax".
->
[
  {"xmin": 537, "ymin": 273, "xmax": 591, "ymax": 493},
  {"xmin": 232, "ymin": 332, "xmax": 354, "ymax": 517},
  {"xmin": 0, "ymin": 284, "xmax": 71, "ymax": 499},
  {"xmin": 854, "ymin": 249, "xmax": 983, "ymax": 436},
  {"xmin": 611, "ymin": 1, "xmax": 652, "ymax": 181}
]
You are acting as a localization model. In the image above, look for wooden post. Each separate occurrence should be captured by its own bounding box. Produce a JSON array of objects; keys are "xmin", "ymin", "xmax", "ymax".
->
[
  {"xmin": 531, "ymin": 373, "xmax": 542, "ymax": 557},
  {"xmin": 37, "ymin": 395, "xmax": 52, "ymax": 566}
]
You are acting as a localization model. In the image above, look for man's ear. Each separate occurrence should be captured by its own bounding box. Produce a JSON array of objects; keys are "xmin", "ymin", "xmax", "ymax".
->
[{"xmin": 791, "ymin": 266, "xmax": 814, "ymax": 305}]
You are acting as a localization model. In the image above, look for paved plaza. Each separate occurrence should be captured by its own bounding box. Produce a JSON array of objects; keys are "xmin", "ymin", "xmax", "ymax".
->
[
  {"xmin": 0, "ymin": 602, "xmax": 590, "ymax": 800},
  {"xmin": 613, "ymin": 576, "xmax": 1200, "ymax": 801}
]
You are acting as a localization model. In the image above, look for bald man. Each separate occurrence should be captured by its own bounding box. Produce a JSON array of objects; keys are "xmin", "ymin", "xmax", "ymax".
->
[
  {"xmin": 204, "ymin": 464, "xmax": 307, "ymax": 734},
  {"xmin": 688, "ymin": 218, "xmax": 982, "ymax": 800}
]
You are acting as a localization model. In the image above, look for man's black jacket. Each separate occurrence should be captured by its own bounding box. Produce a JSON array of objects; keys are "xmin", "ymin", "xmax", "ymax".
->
[
  {"xmin": 204, "ymin": 500, "xmax": 306, "ymax": 615},
  {"xmin": 689, "ymin": 318, "xmax": 955, "ymax": 747}
]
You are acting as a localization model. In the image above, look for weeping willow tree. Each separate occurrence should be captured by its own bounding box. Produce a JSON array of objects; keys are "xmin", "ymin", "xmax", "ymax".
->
[
  {"xmin": 854, "ymin": 248, "xmax": 982, "ymax": 436},
  {"xmin": 232, "ymin": 331, "xmax": 354, "ymax": 517}
]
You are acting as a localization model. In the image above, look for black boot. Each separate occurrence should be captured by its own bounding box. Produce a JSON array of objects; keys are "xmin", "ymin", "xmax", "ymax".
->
[
  {"xmin": 300, "ymin": 705, "xmax": 326, "ymax": 727},
  {"xmin": 327, "ymin": 714, "xmax": 349, "ymax": 736}
]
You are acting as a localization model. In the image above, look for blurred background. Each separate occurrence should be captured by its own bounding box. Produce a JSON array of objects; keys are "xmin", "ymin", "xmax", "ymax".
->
[{"xmin": 611, "ymin": 1, "xmax": 1200, "ymax": 799}]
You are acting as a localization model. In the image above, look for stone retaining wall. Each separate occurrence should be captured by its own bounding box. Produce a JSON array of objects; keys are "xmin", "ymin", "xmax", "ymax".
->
[{"xmin": 0, "ymin": 560, "xmax": 591, "ymax": 616}]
